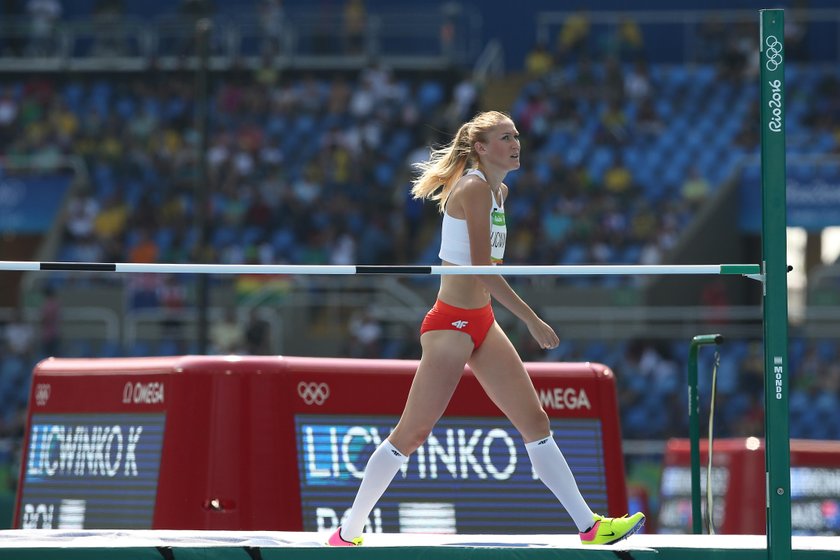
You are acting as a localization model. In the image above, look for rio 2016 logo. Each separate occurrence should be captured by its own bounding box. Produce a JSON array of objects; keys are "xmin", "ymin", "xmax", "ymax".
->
[
  {"xmin": 767, "ymin": 79, "xmax": 783, "ymax": 133},
  {"xmin": 764, "ymin": 35, "xmax": 784, "ymax": 133},
  {"xmin": 764, "ymin": 35, "xmax": 784, "ymax": 72}
]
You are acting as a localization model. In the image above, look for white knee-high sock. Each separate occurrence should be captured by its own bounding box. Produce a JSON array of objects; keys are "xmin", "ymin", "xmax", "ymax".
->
[
  {"xmin": 341, "ymin": 439, "xmax": 408, "ymax": 540},
  {"xmin": 525, "ymin": 435, "xmax": 595, "ymax": 532}
]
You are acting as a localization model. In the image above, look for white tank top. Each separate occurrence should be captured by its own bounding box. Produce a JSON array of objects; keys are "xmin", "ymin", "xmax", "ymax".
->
[{"xmin": 438, "ymin": 169, "xmax": 507, "ymax": 265}]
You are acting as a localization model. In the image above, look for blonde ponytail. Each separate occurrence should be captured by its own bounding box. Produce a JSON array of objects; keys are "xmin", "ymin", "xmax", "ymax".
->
[{"xmin": 410, "ymin": 111, "xmax": 511, "ymax": 213}]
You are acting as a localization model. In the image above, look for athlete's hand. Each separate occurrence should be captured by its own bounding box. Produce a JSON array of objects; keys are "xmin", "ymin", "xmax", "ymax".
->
[{"xmin": 526, "ymin": 317, "xmax": 560, "ymax": 350}]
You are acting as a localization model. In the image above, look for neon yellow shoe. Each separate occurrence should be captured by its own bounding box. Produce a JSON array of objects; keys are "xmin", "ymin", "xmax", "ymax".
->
[
  {"xmin": 326, "ymin": 527, "xmax": 363, "ymax": 547},
  {"xmin": 580, "ymin": 512, "xmax": 645, "ymax": 545}
]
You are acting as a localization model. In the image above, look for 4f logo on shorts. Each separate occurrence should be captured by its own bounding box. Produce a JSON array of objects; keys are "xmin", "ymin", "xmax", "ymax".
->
[{"xmin": 451, "ymin": 320, "xmax": 469, "ymax": 329}]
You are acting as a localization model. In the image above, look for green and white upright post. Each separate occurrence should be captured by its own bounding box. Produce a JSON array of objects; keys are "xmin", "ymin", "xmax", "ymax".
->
[{"xmin": 760, "ymin": 9, "xmax": 791, "ymax": 560}]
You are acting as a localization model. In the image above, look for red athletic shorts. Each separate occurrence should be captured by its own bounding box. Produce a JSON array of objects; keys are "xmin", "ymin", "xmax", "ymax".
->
[{"xmin": 420, "ymin": 299, "xmax": 495, "ymax": 350}]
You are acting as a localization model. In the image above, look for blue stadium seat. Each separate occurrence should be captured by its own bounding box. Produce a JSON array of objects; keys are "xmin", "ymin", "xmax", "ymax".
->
[
  {"xmin": 374, "ymin": 162, "xmax": 395, "ymax": 187},
  {"xmin": 155, "ymin": 228, "xmax": 175, "ymax": 252},
  {"xmin": 100, "ymin": 340, "xmax": 123, "ymax": 358},
  {"xmin": 561, "ymin": 244, "xmax": 587, "ymax": 265},
  {"xmin": 62, "ymin": 82, "xmax": 85, "ymax": 114},
  {"xmin": 212, "ymin": 226, "xmax": 238, "ymax": 247},
  {"xmin": 417, "ymin": 81, "xmax": 444, "ymax": 111},
  {"xmin": 617, "ymin": 244, "xmax": 642, "ymax": 264},
  {"xmin": 129, "ymin": 341, "xmax": 151, "ymax": 357},
  {"xmin": 157, "ymin": 339, "xmax": 181, "ymax": 356},
  {"xmin": 816, "ymin": 339, "xmax": 837, "ymax": 362},
  {"xmin": 384, "ymin": 130, "xmax": 412, "ymax": 162},
  {"xmin": 116, "ymin": 96, "xmax": 136, "ymax": 120},
  {"xmin": 67, "ymin": 340, "xmax": 94, "ymax": 357}
]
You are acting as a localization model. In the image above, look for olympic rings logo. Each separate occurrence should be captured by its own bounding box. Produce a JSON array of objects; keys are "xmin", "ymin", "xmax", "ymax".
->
[
  {"xmin": 297, "ymin": 381, "xmax": 330, "ymax": 406},
  {"xmin": 765, "ymin": 35, "xmax": 784, "ymax": 72},
  {"xmin": 34, "ymin": 383, "xmax": 51, "ymax": 406}
]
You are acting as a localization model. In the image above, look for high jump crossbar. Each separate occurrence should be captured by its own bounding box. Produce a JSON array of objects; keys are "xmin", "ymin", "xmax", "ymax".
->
[{"xmin": 0, "ymin": 261, "xmax": 763, "ymax": 278}]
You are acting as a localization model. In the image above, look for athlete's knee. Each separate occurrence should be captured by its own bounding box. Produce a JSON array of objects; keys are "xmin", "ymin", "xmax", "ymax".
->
[
  {"xmin": 389, "ymin": 425, "xmax": 432, "ymax": 455},
  {"xmin": 521, "ymin": 407, "xmax": 551, "ymax": 441}
]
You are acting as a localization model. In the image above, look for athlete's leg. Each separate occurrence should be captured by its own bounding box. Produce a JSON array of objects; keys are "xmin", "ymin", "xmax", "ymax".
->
[
  {"xmin": 389, "ymin": 329, "xmax": 474, "ymax": 454},
  {"xmin": 468, "ymin": 322, "xmax": 550, "ymax": 441},
  {"xmin": 340, "ymin": 330, "xmax": 473, "ymax": 540},
  {"xmin": 468, "ymin": 322, "xmax": 595, "ymax": 532}
]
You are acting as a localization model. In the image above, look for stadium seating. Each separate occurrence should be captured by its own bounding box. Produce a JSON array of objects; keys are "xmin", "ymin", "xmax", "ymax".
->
[{"xmin": 0, "ymin": 38, "xmax": 838, "ymax": 441}]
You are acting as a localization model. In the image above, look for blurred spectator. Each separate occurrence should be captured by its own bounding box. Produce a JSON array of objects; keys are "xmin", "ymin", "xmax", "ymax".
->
[
  {"xmin": 4, "ymin": 306, "xmax": 34, "ymax": 359},
  {"xmin": 638, "ymin": 239, "xmax": 662, "ymax": 266},
  {"xmin": 90, "ymin": 0, "xmax": 127, "ymax": 57},
  {"xmin": 349, "ymin": 75, "xmax": 376, "ymax": 119},
  {"xmin": 547, "ymin": 84, "xmax": 583, "ymax": 130},
  {"xmin": 326, "ymin": 74, "xmax": 353, "ymax": 115},
  {"xmin": 737, "ymin": 340, "xmax": 764, "ymax": 396},
  {"xmin": 50, "ymin": 98, "xmax": 79, "ymax": 144},
  {"xmin": 244, "ymin": 308, "xmax": 270, "ymax": 355},
  {"xmin": 654, "ymin": 205, "xmax": 680, "ymax": 252},
  {"xmin": 613, "ymin": 17, "xmax": 645, "ymax": 60},
  {"xmin": 181, "ymin": 0, "xmax": 214, "ymax": 20},
  {"xmin": 604, "ymin": 154, "xmax": 635, "ymax": 197},
  {"xmin": 211, "ymin": 307, "xmax": 244, "ymax": 354},
  {"xmin": 681, "ymin": 167, "xmax": 711, "ymax": 209},
  {"xmin": 329, "ymin": 227, "xmax": 357, "ymax": 265},
  {"xmin": 718, "ymin": 22, "xmax": 756, "ymax": 82},
  {"xmin": 259, "ymin": 0, "xmax": 285, "ymax": 57},
  {"xmin": 342, "ymin": 0, "xmax": 367, "ymax": 55},
  {"xmin": 541, "ymin": 197, "xmax": 573, "ymax": 246},
  {"xmin": 785, "ymin": 0, "xmax": 809, "ymax": 62},
  {"xmin": 624, "ymin": 59, "xmax": 652, "ymax": 102},
  {"xmin": 39, "ymin": 286, "xmax": 61, "ymax": 357},
  {"xmin": 437, "ymin": 3, "xmax": 456, "ymax": 59},
  {"xmin": 638, "ymin": 342, "xmax": 678, "ymax": 384},
  {"xmin": 347, "ymin": 307, "xmax": 382, "ymax": 358},
  {"xmin": 444, "ymin": 75, "xmax": 479, "ymax": 130},
  {"xmin": 597, "ymin": 98, "xmax": 629, "ymax": 146},
  {"xmin": 603, "ymin": 57, "xmax": 625, "ymax": 103},
  {"xmin": 93, "ymin": 192, "xmax": 129, "ymax": 242},
  {"xmin": 255, "ymin": 53, "xmax": 280, "ymax": 87},
  {"xmin": 555, "ymin": 11, "xmax": 590, "ymax": 62},
  {"xmin": 805, "ymin": 72, "xmax": 840, "ymax": 135},
  {"xmin": 516, "ymin": 86, "xmax": 550, "ymax": 144},
  {"xmin": 525, "ymin": 41, "xmax": 554, "ymax": 77},
  {"xmin": 26, "ymin": 0, "xmax": 61, "ymax": 57},
  {"xmin": 695, "ymin": 15, "xmax": 727, "ymax": 64},
  {"xmin": 700, "ymin": 278, "xmax": 730, "ymax": 327},
  {"xmin": 63, "ymin": 189, "xmax": 99, "ymax": 242},
  {"xmin": 1, "ymin": 0, "xmax": 25, "ymax": 57},
  {"xmin": 734, "ymin": 393, "xmax": 764, "ymax": 437},
  {"xmin": 635, "ymin": 97, "xmax": 664, "ymax": 139},
  {"xmin": 571, "ymin": 54, "xmax": 599, "ymax": 100},
  {"xmin": 94, "ymin": 1, "xmax": 123, "ymax": 17},
  {"xmin": 820, "ymin": 363, "xmax": 840, "ymax": 400},
  {"xmin": 159, "ymin": 275, "xmax": 188, "ymax": 353},
  {"xmin": 792, "ymin": 343, "xmax": 820, "ymax": 394},
  {"xmin": 292, "ymin": 163, "xmax": 323, "ymax": 206},
  {"xmin": 178, "ymin": 0, "xmax": 215, "ymax": 56},
  {"xmin": 357, "ymin": 215, "xmax": 394, "ymax": 263},
  {"xmin": 734, "ymin": 116, "xmax": 760, "ymax": 149},
  {"xmin": 129, "ymin": 228, "xmax": 160, "ymax": 263},
  {"xmin": 0, "ymin": 87, "xmax": 19, "ymax": 148}
]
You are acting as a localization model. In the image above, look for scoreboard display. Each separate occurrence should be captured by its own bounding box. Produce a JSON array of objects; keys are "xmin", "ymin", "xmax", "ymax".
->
[
  {"xmin": 659, "ymin": 438, "xmax": 840, "ymax": 535},
  {"xmin": 20, "ymin": 413, "xmax": 165, "ymax": 528},
  {"xmin": 15, "ymin": 356, "xmax": 628, "ymax": 533},
  {"xmin": 296, "ymin": 415, "xmax": 609, "ymax": 534}
]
